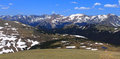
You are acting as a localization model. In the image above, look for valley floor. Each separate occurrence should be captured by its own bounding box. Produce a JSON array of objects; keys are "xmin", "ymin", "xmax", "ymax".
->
[{"xmin": 0, "ymin": 49, "xmax": 120, "ymax": 59}]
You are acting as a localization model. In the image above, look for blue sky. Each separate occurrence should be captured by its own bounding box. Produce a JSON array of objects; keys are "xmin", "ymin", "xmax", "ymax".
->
[{"xmin": 0, "ymin": 0, "xmax": 120, "ymax": 16}]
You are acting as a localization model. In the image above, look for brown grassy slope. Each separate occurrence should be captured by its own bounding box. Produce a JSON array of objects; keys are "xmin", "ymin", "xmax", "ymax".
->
[{"xmin": 0, "ymin": 49, "xmax": 120, "ymax": 59}]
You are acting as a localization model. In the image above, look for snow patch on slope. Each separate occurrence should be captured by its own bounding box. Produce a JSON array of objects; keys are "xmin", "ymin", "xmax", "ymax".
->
[{"xmin": 0, "ymin": 23, "xmax": 39, "ymax": 54}]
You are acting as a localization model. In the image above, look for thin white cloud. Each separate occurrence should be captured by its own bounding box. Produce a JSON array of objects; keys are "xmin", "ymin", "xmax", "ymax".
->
[
  {"xmin": 94, "ymin": 3, "xmax": 101, "ymax": 6},
  {"xmin": 104, "ymin": 4, "xmax": 118, "ymax": 8},
  {"xmin": 92, "ymin": 3, "xmax": 101, "ymax": 8},
  {"xmin": 75, "ymin": 7, "xmax": 90, "ymax": 10},
  {"xmin": 52, "ymin": 11, "xmax": 55, "ymax": 14},
  {"xmin": 98, "ymin": 8, "xmax": 104, "ymax": 10},
  {"xmin": 9, "ymin": 3, "xmax": 13, "ymax": 5},
  {"xmin": 0, "ymin": 3, "xmax": 13, "ymax": 10},
  {"xmin": 1, "ymin": 6, "xmax": 9, "ymax": 9},
  {"xmin": 71, "ymin": 2, "xmax": 78, "ymax": 4}
]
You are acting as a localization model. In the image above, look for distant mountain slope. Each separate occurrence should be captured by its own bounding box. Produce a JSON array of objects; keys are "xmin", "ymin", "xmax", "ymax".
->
[{"xmin": 42, "ymin": 24, "xmax": 120, "ymax": 45}]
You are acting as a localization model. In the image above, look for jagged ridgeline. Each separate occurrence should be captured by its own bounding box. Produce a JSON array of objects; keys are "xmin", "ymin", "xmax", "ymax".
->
[{"xmin": 0, "ymin": 14, "xmax": 120, "ymax": 29}]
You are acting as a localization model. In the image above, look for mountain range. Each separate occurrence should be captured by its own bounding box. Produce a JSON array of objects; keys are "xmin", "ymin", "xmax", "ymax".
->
[{"xmin": 0, "ymin": 14, "xmax": 120, "ymax": 29}]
